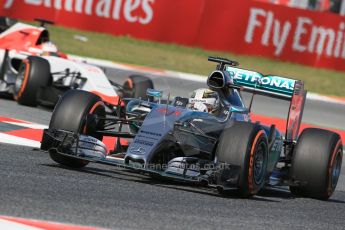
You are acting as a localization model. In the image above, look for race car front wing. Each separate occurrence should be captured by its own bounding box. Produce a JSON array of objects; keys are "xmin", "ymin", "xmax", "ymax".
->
[{"xmin": 41, "ymin": 128, "xmax": 242, "ymax": 190}]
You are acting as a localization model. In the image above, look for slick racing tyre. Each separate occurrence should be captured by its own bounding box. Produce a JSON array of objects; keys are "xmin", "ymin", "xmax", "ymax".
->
[
  {"xmin": 0, "ymin": 17, "xmax": 17, "ymax": 32},
  {"xmin": 289, "ymin": 128, "xmax": 343, "ymax": 200},
  {"xmin": 14, "ymin": 56, "xmax": 51, "ymax": 106},
  {"xmin": 122, "ymin": 75, "xmax": 154, "ymax": 100},
  {"xmin": 49, "ymin": 90, "xmax": 106, "ymax": 168},
  {"xmin": 0, "ymin": 49, "xmax": 8, "ymax": 81},
  {"xmin": 216, "ymin": 122, "xmax": 268, "ymax": 197}
]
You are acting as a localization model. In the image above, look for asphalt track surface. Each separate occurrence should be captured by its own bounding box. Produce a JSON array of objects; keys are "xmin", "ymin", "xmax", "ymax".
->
[{"xmin": 0, "ymin": 67, "xmax": 345, "ymax": 229}]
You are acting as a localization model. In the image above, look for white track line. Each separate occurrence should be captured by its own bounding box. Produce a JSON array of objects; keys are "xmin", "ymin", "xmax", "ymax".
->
[
  {"xmin": 0, "ymin": 219, "xmax": 41, "ymax": 230},
  {"xmin": 0, "ymin": 133, "xmax": 41, "ymax": 148}
]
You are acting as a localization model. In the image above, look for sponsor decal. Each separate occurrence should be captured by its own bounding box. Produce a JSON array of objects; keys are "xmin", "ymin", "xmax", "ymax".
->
[
  {"xmin": 129, "ymin": 146, "xmax": 146, "ymax": 154},
  {"xmin": 245, "ymin": 7, "xmax": 345, "ymax": 59},
  {"xmin": 228, "ymin": 67, "xmax": 295, "ymax": 91},
  {"xmin": 139, "ymin": 130, "xmax": 162, "ymax": 137},
  {"xmin": 189, "ymin": 99, "xmax": 208, "ymax": 103},
  {"xmin": 137, "ymin": 134, "xmax": 159, "ymax": 141},
  {"xmin": 4, "ymin": 0, "xmax": 155, "ymax": 25},
  {"xmin": 134, "ymin": 139, "xmax": 154, "ymax": 146}
]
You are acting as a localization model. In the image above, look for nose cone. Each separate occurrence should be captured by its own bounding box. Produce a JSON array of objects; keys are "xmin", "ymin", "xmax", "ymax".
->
[{"xmin": 125, "ymin": 105, "xmax": 187, "ymax": 165}]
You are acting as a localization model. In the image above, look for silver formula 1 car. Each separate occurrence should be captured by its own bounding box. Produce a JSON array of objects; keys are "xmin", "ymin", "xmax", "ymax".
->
[
  {"xmin": 41, "ymin": 57, "xmax": 343, "ymax": 199},
  {"xmin": 0, "ymin": 17, "xmax": 153, "ymax": 107}
]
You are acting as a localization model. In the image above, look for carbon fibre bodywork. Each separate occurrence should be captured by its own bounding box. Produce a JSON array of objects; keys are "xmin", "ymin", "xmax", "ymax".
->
[
  {"xmin": 125, "ymin": 96, "xmax": 251, "ymax": 163},
  {"xmin": 41, "ymin": 57, "xmax": 308, "ymax": 192}
]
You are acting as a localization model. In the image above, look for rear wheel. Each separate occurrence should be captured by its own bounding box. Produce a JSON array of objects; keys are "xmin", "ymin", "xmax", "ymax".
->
[
  {"xmin": 289, "ymin": 128, "xmax": 343, "ymax": 200},
  {"xmin": 49, "ymin": 90, "xmax": 106, "ymax": 168},
  {"xmin": 14, "ymin": 56, "xmax": 51, "ymax": 106},
  {"xmin": 122, "ymin": 75, "xmax": 154, "ymax": 100},
  {"xmin": 216, "ymin": 122, "xmax": 268, "ymax": 197}
]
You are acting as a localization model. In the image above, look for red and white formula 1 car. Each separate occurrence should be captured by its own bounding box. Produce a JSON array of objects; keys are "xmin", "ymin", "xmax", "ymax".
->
[{"xmin": 0, "ymin": 17, "xmax": 153, "ymax": 107}]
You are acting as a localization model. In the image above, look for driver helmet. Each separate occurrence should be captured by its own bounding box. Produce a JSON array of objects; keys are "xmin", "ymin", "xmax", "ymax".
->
[
  {"xmin": 41, "ymin": 41, "xmax": 58, "ymax": 53},
  {"xmin": 188, "ymin": 88, "xmax": 220, "ymax": 113}
]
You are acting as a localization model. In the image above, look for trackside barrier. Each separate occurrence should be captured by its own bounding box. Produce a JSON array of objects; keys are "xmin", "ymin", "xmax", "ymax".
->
[{"xmin": 1, "ymin": 0, "xmax": 345, "ymax": 72}]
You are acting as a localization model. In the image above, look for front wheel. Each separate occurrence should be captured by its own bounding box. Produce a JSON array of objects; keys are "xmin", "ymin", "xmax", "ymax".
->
[
  {"xmin": 289, "ymin": 128, "xmax": 343, "ymax": 200},
  {"xmin": 216, "ymin": 122, "xmax": 268, "ymax": 197},
  {"xmin": 48, "ymin": 90, "xmax": 106, "ymax": 168}
]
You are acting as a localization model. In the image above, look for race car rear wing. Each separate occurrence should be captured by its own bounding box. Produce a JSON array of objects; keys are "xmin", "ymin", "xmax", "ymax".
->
[
  {"xmin": 226, "ymin": 66, "xmax": 296, "ymax": 101},
  {"xmin": 207, "ymin": 60, "xmax": 306, "ymax": 142}
]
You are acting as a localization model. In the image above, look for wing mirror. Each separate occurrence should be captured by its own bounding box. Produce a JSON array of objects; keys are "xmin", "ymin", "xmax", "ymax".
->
[
  {"xmin": 146, "ymin": 88, "xmax": 163, "ymax": 103},
  {"xmin": 146, "ymin": 88, "xmax": 162, "ymax": 98}
]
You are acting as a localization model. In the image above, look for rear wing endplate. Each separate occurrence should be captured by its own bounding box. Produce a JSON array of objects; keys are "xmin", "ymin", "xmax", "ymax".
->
[{"xmin": 285, "ymin": 81, "xmax": 306, "ymax": 142}]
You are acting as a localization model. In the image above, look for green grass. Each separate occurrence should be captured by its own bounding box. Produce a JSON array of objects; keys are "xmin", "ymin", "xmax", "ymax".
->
[{"xmin": 47, "ymin": 24, "xmax": 345, "ymax": 97}]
